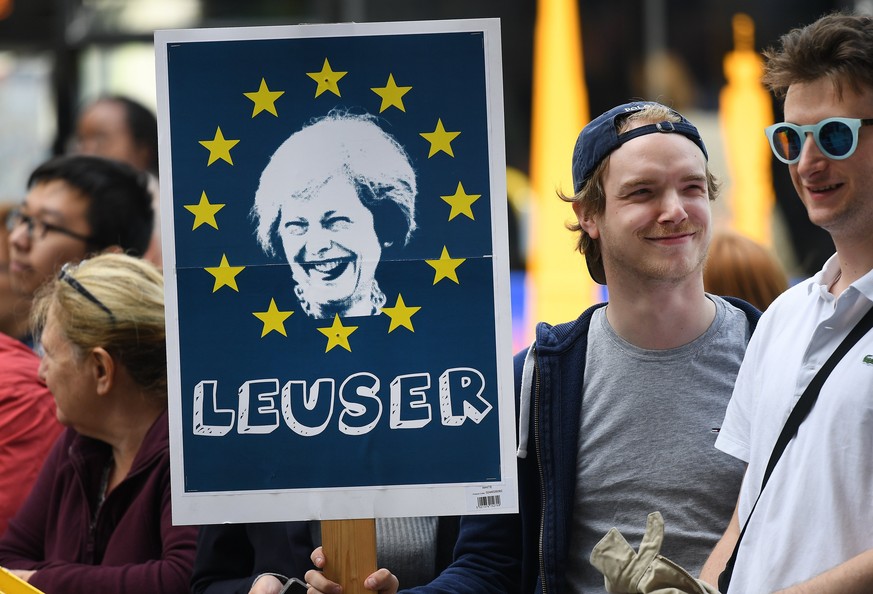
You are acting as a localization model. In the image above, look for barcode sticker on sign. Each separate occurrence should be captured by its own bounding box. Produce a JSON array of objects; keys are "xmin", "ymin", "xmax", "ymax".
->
[
  {"xmin": 476, "ymin": 494, "xmax": 502, "ymax": 508},
  {"xmin": 466, "ymin": 484, "xmax": 509, "ymax": 512}
]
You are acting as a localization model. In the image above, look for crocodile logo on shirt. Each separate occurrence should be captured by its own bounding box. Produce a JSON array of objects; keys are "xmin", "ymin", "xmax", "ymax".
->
[{"xmin": 864, "ymin": 355, "xmax": 873, "ymax": 366}]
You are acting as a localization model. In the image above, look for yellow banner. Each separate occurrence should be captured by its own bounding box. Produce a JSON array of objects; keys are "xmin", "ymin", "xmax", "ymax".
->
[
  {"xmin": 0, "ymin": 568, "xmax": 44, "ymax": 594},
  {"xmin": 528, "ymin": 0, "xmax": 599, "ymax": 336}
]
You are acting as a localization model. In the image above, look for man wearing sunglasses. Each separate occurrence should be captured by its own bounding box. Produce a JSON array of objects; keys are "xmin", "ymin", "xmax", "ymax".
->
[
  {"xmin": 0, "ymin": 154, "xmax": 153, "ymax": 536},
  {"xmin": 702, "ymin": 12, "xmax": 873, "ymax": 594}
]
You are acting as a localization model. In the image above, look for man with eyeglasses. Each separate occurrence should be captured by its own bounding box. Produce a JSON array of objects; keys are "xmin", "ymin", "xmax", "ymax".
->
[
  {"xmin": 0, "ymin": 154, "xmax": 153, "ymax": 536},
  {"xmin": 7, "ymin": 154, "xmax": 153, "ymax": 323},
  {"xmin": 701, "ymin": 12, "xmax": 873, "ymax": 593}
]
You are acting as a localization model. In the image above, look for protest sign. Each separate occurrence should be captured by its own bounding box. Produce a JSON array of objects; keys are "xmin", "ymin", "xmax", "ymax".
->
[{"xmin": 155, "ymin": 18, "xmax": 516, "ymax": 524}]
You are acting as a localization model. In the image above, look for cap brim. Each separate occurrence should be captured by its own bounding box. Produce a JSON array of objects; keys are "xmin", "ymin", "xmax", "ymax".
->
[{"xmin": 585, "ymin": 255, "xmax": 606, "ymax": 285}]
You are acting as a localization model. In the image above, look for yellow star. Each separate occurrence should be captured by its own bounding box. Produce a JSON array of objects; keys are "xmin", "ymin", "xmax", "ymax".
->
[
  {"xmin": 317, "ymin": 314, "xmax": 358, "ymax": 352},
  {"xmin": 425, "ymin": 246, "xmax": 466, "ymax": 285},
  {"xmin": 204, "ymin": 254, "xmax": 245, "ymax": 293},
  {"xmin": 420, "ymin": 119, "xmax": 461, "ymax": 158},
  {"xmin": 252, "ymin": 298, "xmax": 294, "ymax": 337},
  {"xmin": 441, "ymin": 182, "xmax": 481, "ymax": 221},
  {"xmin": 371, "ymin": 73, "xmax": 412, "ymax": 113},
  {"xmin": 244, "ymin": 78, "xmax": 285, "ymax": 117},
  {"xmin": 183, "ymin": 191, "xmax": 225, "ymax": 230},
  {"xmin": 198, "ymin": 127, "xmax": 239, "ymax": 166},
  {"xmin": 307, "ymin": 58, "xmax": 347, "ymax": 98},
  {"xmin": 381, "ymin": 294, "xmax": 421, "ymax": 333}
]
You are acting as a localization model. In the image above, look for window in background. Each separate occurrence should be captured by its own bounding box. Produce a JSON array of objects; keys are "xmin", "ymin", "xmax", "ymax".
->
[
  {"xmin": 0, "ymin": 51, "xmax": 55, "ymax": 199},
  {"xmin": 78, "ymin": 43, "xmax": 158, "ymax": 115}
]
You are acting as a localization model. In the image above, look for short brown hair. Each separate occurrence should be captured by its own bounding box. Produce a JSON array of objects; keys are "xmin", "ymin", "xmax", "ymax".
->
[
  {"xmin": 703, "ymin": 231, "xmax": 788, "ymax": 311},
  {"xmin": 762, "ymin": 12, "xmax": 873, "ymax": 99}
]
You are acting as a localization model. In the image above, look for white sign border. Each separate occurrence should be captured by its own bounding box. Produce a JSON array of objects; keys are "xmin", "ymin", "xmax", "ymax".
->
[{"xmin": 155, "ymin": 17, "xmax": 517, "ymax": 525}]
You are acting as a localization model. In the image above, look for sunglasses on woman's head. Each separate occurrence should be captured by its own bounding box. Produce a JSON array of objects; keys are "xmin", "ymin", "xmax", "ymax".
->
[
  {"xmin": 765, "ymin": 117, "xmax": 873, "ymax": 164},
  {"xmin": 58, "ymin": 262, "xmax": 116, "ymax": 323}
]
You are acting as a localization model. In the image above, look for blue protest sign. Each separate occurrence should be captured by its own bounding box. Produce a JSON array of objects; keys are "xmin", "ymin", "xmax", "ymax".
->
[{"xmin": 156, "ymin": 18, "xmax": 516, "ymax": 524}]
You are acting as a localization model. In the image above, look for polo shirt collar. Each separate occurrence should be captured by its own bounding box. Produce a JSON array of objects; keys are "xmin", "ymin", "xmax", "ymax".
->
[{"xmin": 807, "ymin": 253, "xmax": 873, "ymax": 304}]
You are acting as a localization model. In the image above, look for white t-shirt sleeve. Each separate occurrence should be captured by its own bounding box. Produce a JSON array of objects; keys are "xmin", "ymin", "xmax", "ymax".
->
[{"xmin": 714, "ymin": 323, "xmax": 764, "ymax": 463}]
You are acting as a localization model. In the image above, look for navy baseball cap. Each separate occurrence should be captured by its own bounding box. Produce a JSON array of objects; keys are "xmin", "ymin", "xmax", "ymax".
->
[
  {"xmin": 571, "ymin": 101, "xmax": 709, "ymax": 284},
  {"xmin": 571, "ymin": 101, "xmax": 709, "ymax": 193}
]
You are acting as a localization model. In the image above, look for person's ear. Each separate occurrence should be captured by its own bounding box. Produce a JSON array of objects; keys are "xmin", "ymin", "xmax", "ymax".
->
[
  {"xmin": 90, "ymin": 347, "xmax": 116, "ymax": 396},
  {"xmin": 574, "ymin": 202, "xmax": 600, "ymax": 240},
  {"xmin": 101, "ymin": 245, "xmax": 124, "ymax": 255}
]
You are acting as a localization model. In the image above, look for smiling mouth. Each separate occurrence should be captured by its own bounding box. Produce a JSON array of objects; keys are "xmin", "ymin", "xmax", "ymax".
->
[
  {"xmin": 808, "ymin": 182, "xmax": 842, "ymax": 193},
  {"xmin": 299, "ymin": 256, "xmax": 353, "ymax": 282},
  {"xmin": 645, "ymin": 231, "xmax": 696, "ymax": 242}
]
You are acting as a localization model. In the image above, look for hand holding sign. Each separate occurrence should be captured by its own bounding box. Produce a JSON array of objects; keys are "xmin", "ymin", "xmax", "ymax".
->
[{"xmin": 306, "ymin": 544, "xmax": 399, "ymax": 594}]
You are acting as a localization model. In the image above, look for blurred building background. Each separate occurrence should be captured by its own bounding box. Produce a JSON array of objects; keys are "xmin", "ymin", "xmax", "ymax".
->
[{"xmin": 0, "ymin": 0, "xmax": 865, "ymax": 337}]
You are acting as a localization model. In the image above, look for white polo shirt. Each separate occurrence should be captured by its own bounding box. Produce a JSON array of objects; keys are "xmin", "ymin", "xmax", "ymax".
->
[{"xmin": 716, "ymin": 254, "xmax": 873, "ymax": 593}]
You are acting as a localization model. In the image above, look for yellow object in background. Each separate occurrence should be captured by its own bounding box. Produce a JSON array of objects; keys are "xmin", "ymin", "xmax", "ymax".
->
[
  {"xmin": 0, "ymin": 568, "xmax": 44, "ymax": 594},
  {"xmin": 719, "ymin": 13, "xmax": 776, "ymax": 247},
  {"xmin": 528, "ymin": 0, "xmax": 599, "ymax": 336}
]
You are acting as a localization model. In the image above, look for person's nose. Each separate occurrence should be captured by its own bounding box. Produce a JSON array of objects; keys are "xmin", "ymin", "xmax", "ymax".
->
[
  {"xmin": 304, "ymin": 225, "xmax": 335, "ymax": 256},
  {"xmin": 73, "ymin": 134, "xmax": 98, "ymax": 156},
  {"xmin": 9, "ymin": 219, "xmax": 32, "ymax": 252},
  {"xmin": 796, "ymin": 132, "xmax": 828, "ymax": 177},
  {"xmin": 657, "ymin": 190, "xmax": 689, "ymax": 225}
]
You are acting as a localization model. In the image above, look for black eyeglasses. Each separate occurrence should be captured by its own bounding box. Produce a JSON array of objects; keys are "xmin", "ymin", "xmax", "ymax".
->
[
  {"xmin": 58, "ymin": 262, "xmax": 116, "ymax": 323},
  {"xmin": 6, "ymin": 208, "xmax": 94, "ymax": 243},
  {"xmin": 765, "ymin": 117, "xmax": 873, "ymax": 164}
]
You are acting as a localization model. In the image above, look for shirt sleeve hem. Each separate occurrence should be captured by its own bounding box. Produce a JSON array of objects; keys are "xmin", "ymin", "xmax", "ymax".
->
[{"xmin": 714, "ymin": 432, "xmax": 749, "ymax": 463}]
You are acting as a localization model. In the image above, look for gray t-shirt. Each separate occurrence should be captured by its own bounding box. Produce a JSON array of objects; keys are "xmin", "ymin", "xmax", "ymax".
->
[{"xmin": 565, "ymin": 295, "xmax": 749, "ymax": 593}]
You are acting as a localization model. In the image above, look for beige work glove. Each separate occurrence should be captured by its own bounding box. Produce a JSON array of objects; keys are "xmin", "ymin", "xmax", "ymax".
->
[{"xmin": 589, "ymin": 511, "xmax": 720, "ymax": 594}]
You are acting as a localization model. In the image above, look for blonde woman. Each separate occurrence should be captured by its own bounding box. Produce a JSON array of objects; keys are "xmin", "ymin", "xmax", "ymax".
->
[{"xmin": 0, "ymin": 254, "xmax": 197, "ymax": 593}]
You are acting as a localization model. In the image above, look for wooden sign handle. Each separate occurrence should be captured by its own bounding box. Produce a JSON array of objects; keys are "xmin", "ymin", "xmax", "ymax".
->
[{"xmin": 321, "ymin": 519, "xmax": 377, "ymax": 594}]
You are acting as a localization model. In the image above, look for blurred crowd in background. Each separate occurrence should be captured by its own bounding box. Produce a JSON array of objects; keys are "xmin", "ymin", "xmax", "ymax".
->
[{"xmin": 0, "ymin": 0, "xmax": 864, "ymax": 342}]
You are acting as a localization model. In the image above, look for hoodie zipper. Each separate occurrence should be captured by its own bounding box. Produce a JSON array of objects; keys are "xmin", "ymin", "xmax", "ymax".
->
[{"xmin": 533, "ymin": 347, "xmax": 548, "ymax": 594}]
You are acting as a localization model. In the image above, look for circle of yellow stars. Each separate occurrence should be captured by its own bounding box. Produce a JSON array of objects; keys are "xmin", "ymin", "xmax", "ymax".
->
[{"xmin": 191, "ymin": 57, "xmax": 485, "ymax": 353}]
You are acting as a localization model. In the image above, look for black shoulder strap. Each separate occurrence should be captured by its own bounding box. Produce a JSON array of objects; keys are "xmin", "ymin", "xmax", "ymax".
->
[
  {"xmin": 719, "ymin": 304, "xmax": 873, "ymax": 593},
  {"xmin": 761, "ymin": 305, "xmax": 873, "ymax": 489}
]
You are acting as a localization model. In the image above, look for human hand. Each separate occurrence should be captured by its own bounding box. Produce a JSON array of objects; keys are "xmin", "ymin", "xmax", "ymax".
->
[
  {"xmin": 306, "ymin": 546, "xmax": 399, "ymax": 594},
  {"xmin": 8, "ymin": 569, "xmax": 36, "ymax": 582},
  {"xmin": 361, "ymin": 568, "xmax": 399, "ymax": 594},
  {"xmin": 249, "ymin": 574, "xmax": 284, "ymax": 594}
]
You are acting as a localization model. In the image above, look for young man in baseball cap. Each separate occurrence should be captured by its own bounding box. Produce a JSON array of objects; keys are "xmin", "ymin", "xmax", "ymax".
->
[{"xmin": 306, "ymin": 102, "xmax": 759, "ymax": 594}]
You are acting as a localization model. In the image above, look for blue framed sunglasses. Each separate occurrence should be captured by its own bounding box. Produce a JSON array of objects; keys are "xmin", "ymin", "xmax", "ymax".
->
[{"xmin": 765, "ymin": 117, "xmax": 873, "ymax": 164}]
